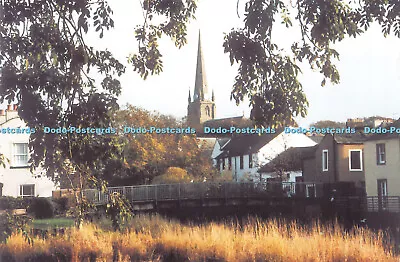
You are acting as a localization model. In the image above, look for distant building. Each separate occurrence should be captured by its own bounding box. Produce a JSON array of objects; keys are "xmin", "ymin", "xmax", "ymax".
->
[
  {"xmin": 214, "ymin": 130, "xmax": 317, "ymax": 181},
  {"xmin": 187, "ymin": 31, "xmax": 216, "ymax": 130},
  {"xmin": 0, "ymin": 104, "xmax": 57, "ymax": 197},
  {"xmin": 346, "ymin": 117, "xmax": 394, "ymax": 129}
]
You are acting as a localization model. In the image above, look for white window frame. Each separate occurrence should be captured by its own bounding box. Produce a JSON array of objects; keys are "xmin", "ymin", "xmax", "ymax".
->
[
  {"xmin": 322, "ymin": 150, "xmax": 328, "ymax": 171},
  {"xmin": 19, "ymin": 184, "xmax": 35, "ymax": 197},
  {"xmin": 12, "ymin": 143, "xmax": 29, "ymax": 167},
  {"xmin": 376, "ymin": 143, "xmax": 386, "ymax": 165},
  {"xmin": 349, "ymin": 149, "xmax": 363, "ymax": 171},
  {"xmin": 248, "ymin": 153, "xmax": 253, "ymax": 168}
]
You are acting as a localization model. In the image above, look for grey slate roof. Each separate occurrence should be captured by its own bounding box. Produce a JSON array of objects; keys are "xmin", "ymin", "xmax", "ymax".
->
[
  {"xmin": 215, "ymin": 131, "xmax": 281, "ymax": 159},
  {"xmin": 333, "ymin": 133, "xmax": 367, "ymax": 144},
  {"xmin": 258, "ymin": 146, "xmax": 316, "ymax": 173}
]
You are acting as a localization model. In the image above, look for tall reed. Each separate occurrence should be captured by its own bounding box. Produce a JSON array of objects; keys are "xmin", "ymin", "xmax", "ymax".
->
[{"xmin": 0, "ymin": 215, "xmax": 398, "ymax": 261}]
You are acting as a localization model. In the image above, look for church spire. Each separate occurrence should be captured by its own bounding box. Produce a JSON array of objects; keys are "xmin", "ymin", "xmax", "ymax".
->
[
  {"xmin": 193, "ymin": 30, "xmax": 208, "ymax": 101},
  {"xmin": 188, "ymin": 88, "xmax": 191, "ymax": 104}
]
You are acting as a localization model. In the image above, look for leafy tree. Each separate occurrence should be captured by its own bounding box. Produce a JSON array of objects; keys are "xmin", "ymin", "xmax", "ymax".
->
[
  {"xmin": 129, "ymin": 0, "xmax": 400, "ymax": 126},
  {"xmin": 309, "ymin": 120, "xmax": 346, "ymax": 129},
  {"xmin": 1, "ymin": 1, "xmax": 125, "ymax": 228},
  {"xmin": 0, "ymin": 153, "xmax": 9, "ymax": 168},
  {"xmin": 108, "ymin": 105, "xmax": 216, "ymax": 185}
]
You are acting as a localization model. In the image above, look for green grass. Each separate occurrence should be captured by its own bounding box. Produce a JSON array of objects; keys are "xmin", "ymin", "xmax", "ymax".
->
[{"xmin": 32, "ymin": 217, "xmax": 74, "ymax": 229}]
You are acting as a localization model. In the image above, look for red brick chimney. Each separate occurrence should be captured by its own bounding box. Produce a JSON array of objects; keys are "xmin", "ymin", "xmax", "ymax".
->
[
  {"xmin": 7, "ymin": 104, "xmax": 12, "ymax": 111},
  {"xmin": 13, "ymin": 104, "xmax": 18, "ymax": 111},
  {"xmin": 0, "ymin": 110, "xmax": 4, "ymax": 116}
]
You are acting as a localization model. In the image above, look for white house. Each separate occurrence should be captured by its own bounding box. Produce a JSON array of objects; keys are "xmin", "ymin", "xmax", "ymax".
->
[
  {"xmin": 0, "ymin": 104, "xmax": 57, "ymax": 197},
  {"xmin": 210, "ymin": 138, "xmax": 230, "ymax": 166},
  {"xmin": 214, "ymin": 129, "xmax": 317, "ymax": 181}
]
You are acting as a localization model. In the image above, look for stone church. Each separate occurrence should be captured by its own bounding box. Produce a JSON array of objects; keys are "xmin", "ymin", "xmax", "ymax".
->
[
  {"xmin": 187, "ymin": 31, "xmax": 251, "ymax": 134},
  {"xmin": 187, "ymin": 31, "xmax": 216, "ymax": 129}
]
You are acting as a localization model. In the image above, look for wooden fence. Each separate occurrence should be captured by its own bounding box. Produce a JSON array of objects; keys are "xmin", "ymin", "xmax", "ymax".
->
[{"xmin": 366, "ymin": 196, "xmax": 400, "ymax": 213}]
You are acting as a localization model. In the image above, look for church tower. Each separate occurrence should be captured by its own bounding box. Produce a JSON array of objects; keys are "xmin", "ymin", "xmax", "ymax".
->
[{"xmin": 187, "ymin": 31, "xmax": 216, "ymax": 128}]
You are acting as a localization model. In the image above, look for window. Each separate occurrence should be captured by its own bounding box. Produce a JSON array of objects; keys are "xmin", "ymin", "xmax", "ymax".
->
[
  {"xmin": 349, "ymin": 149, "xmax": 363, "ymax": 171},
  {"xmin": 20, "ymin": 184, "xmax": 35, "ymax": 197},
  {"xmin": 249, "ymin": 154, "xmax": 253, "ymax": 168},
  {"xmin": 376, "ymin": 143, "xmax": 386, "ymax": 165},
  {"xmin": 205, "ymin": 106, "xmax": 210, "ymax": 116},
  {"xmin": 240, "ymin": 155, "xmax": 244, "ymax": 169},
  {"xmin": 13, "ymin": 143, "xmax": 28, "ymax": 167},
  {"xmin": 322, "ymin": 150, "xmax": 328, "ymax": 171},
  {"xmin": 228, "ymin": 157, "xmax": 232, "ymax": 170},
  {"xmin": 306, "ymin": 184, "xmax": 316, "ymax": 198},
  {"xmin": 377, "ymin": 179, "xmax": 388, "ymax": 210}
]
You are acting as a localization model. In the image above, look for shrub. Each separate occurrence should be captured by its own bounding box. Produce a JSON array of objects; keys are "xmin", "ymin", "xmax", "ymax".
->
[
  {"xmin": 152, "ymin": 167, "xmax": 194, "ymax": 184},
  {"xmin": 0, "ymin": 196, "xmax": 33, "ymax": 210},
  {"xmin": 52, "ymin": 197, "xmax": 69, "ymax": 215},
  {"xmin": 0, "ymin": 211, "xmax": 32, "ymax": 243},
  {"xmin": 28, "ymin": 198, "xmax": 54, "ymax": 219}
]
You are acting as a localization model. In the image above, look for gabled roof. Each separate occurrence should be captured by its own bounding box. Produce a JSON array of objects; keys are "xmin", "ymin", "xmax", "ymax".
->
[
  {"xmin": 332, "ymin": 133, "xmax": 367, "ymax": 144},
  {"xmin": 217, "ymin": 138, "xmax": 230, "ymax": 147},
  {"xmin": 308, "ymin": 135, "xmax": 324, "ymax": 144},
  {"xmin": 258, "ymin": 146, "xmax": 315, "ymax": 173},
  {"xmin": 215, "ymin": 132, "xmax": 281, "ymax": 159},
  {"xmin": 203, "ymin": 116, "xmax": 253, "ymax": 128}
]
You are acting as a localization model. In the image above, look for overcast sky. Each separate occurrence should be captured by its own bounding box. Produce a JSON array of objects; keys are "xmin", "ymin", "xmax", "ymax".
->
[{"xmin": 85, "ymin": 0, "xmax": 400, "ymax": 127}]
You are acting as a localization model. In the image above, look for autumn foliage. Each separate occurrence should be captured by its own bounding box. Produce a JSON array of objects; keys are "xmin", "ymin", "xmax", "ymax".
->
[{"xmin": 106, "ymin": 105, "xmax": 216, "ymax": 185}]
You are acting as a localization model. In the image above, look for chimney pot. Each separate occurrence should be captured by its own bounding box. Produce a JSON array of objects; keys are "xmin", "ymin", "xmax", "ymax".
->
[
  {"xmin": 13, "ymin": 104, "xmax": 18, "ymax": 111},
  {"xmin": 7, "ymin": 105, "xmax": 12, "ymax": 111}
]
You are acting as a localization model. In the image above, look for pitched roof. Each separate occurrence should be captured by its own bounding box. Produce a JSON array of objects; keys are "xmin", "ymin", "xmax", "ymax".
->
[
  {"xmin": 203, "ymin": 116, "xmax": 252, "ymax": 128},
  {"xmin": 215, "ymin": 132, "xmax": 281, "ymax": 159},
  {"xmin": 332, "ymin": 133, "xmax": 367, "ymax": 144},
  {"xmin": 258, "ymin": 146, "xmax": 316, "ymax": 173},
  {"xmin": 217, "ymin": 138, "xmax": 230, "ymax": 147},
  {"xmin": 308, "ymin": 135, "xmax": 324, "ymax": 144}
]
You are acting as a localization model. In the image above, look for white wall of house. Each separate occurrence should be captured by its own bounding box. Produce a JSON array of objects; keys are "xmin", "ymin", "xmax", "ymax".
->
[
  {"xmin": 211, "ymin": 139, "xmax": 225, "ymax": 166},
  {"xmin": 259, "ymin": 171, "xmax": 302, "ymax": 183},
  {"xmin": 0, "ymin": 109, "xmax": 57, "ymax": 197},
  {"xmin": 218, "ymin": 132, "xmax": 316, "ymax": 181},
  {"xmin": 364, "ymin": 138, "xmax": 400, "ymax": 196}
]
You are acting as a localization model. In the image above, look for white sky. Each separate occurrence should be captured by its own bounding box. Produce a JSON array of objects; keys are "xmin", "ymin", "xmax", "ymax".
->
[{"xmin": 68, "ymin": 0, "xmax": 400, "ymax": 127}]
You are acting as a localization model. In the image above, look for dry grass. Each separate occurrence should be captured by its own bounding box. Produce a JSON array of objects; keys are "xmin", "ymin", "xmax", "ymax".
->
[{"xmin": 0, "ymin": 215, "xmax": 398, "ymax": 261}]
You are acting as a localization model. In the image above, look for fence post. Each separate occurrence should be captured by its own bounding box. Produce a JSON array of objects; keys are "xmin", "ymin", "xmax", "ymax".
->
[
  {"xmin": 224, "ymin": 183, "xmax": 227, "ymax": 202},
  {"xmin": 178, "ymin": 183, "xmax": 181, "ymax": 201},
  {"xmin": 145, "ymin": 186, "xmax": 149, "ymax": 201},
  {"xmin": 398, "ymin": 196, "xmax": 400, "ymax": 213}
]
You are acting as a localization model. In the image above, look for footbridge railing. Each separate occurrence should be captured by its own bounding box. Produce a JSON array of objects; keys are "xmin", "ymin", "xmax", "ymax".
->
[{"xmin": 83, "ymin": 182, "xmax": 324, "ymax": 205}]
